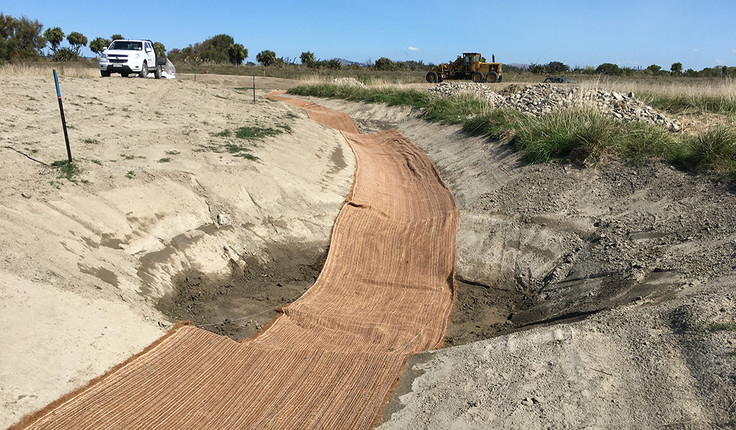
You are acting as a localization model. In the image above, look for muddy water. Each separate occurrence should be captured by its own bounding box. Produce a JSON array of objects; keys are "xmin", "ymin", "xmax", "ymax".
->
[{"xmin": 156, "ymin": 242, "xmax": 328, "ymax": 341}]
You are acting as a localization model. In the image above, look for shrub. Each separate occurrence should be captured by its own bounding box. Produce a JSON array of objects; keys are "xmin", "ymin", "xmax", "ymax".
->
[{"xmin": 688, "ymin": 126, "xmax": 736, "ymax": 173}]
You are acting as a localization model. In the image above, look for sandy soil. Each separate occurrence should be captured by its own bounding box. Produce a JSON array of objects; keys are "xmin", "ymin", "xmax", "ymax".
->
[{"xmin": 0, "ymin": 72, "xmax": 353, "ymax": 428}]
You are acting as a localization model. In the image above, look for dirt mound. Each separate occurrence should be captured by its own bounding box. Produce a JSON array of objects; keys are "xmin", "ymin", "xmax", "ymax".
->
[{"xmin": 429, "ymin": 82, "xmax": 681, "ymax": 131}]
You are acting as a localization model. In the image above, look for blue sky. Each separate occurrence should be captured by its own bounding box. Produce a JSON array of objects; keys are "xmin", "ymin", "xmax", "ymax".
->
[{"xmin": 2, "ymin": 0, "xmax": 734, "ymax": 70}]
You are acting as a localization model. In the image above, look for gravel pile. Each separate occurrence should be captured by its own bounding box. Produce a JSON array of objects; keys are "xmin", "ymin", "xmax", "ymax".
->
[
  {"xmin": 332, "ymin": 77, "xmax": 367, "ymax": 88},
  {"xmin": 428, "ymin": 82, "xmax": 681, "ymax": 131}
]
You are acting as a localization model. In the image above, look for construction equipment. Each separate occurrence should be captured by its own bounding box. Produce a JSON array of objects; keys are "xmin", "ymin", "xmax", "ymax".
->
[{"xmin": 426, "ymin": 52, "xmax": 503, "ymax": 83}]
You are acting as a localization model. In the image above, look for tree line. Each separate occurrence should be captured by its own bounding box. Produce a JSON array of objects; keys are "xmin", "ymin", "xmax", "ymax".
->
[
  {"xmin": 0, "ymin": 13, "xmax": 168, "ymax": 62},
  {"xmin": 518, "ymin": 60, "xmax": 736, "ymax": 78},
  {"xmin": 2, "ymin": 12, "xmax": 733, "ymax": 77}
]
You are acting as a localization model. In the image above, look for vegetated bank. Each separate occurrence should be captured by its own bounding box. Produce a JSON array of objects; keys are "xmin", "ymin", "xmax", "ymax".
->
[{"xmin": 287, "ymin": 82, "xmax": 736, "ymax": 183}]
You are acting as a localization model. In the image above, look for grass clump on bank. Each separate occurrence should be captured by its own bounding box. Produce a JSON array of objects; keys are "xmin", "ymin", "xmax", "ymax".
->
[
  {"xmin": 287, "ymin": 84, "xmax": 736, "ymax": 181},
  {"xmin": 51, "ymin": 160, "xmax": 79, "ymax": 181}
]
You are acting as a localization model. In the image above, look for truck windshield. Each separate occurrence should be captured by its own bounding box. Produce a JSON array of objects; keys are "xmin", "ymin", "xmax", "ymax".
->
[{"xmin": 109, "ymin": 41, "xmax": 142, "ymax": 51}]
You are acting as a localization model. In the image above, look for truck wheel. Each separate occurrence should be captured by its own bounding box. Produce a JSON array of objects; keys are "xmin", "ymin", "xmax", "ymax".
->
[
  {"xmin": 139, "ymin": 61, "xmax": 148, "ymax": 78},
  {"xmin": 485, "ymin": 71, "xmax": 499, "ymax": 83},
  {"xmin": 426, "ymin": 71, "xmax": 439, "ymax": 83},
  {"xmin": 154, "ymin": 65, "xmax": 162, "ymax": 79},
  {"xmin": 471, "ymin": 71, "xmax": 484, "ymax": 83},
  {"xmin": 100, "ymin": 70, "xmax": 111, "ymax": 77}
]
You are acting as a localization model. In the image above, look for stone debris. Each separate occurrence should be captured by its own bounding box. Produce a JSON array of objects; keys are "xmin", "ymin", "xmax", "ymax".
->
[
  {"xmin": 332, "ymin": 77, "xmax": 367, "ymax": 88},
  {"xmin": 428, "ymin": 82, "xmax": 681, "ymax": 131}
]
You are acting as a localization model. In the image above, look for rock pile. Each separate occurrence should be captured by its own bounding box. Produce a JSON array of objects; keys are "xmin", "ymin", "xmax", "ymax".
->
[
  {"xmin": 428, "ymin": 82, "xmax": 681, "ymax": 131},
  {"xmin": 332, "ymin": 77, "xmax": 367, "ymax": 88}
]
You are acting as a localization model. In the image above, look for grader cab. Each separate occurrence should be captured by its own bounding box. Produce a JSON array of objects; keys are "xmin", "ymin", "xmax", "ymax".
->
[{"xmin": 426, "ymin": 52, "xmax": 503, "ymax": 83}]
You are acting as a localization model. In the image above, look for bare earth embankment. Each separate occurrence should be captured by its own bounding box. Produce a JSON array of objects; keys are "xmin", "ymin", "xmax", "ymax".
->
[{"xmin": 0, "ymin": 72, "xmax": 353, "ymax": 428}]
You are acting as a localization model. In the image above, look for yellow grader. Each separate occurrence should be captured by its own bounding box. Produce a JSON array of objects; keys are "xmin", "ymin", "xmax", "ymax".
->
[{"xmin": 426, "ymin": 52, "xmax": 503, "ymax": 83}]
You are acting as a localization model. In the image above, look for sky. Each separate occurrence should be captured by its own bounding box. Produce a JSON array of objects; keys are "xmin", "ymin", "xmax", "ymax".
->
[{"xmin": 2, "ymin": 0, "xmax": 735, "ymax": 71}]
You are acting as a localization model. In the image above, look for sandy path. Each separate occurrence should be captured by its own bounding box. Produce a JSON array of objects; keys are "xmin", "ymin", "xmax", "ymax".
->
[{"xmin": 14, "ymin": 95, "xmax": 458, "ymax": 429}]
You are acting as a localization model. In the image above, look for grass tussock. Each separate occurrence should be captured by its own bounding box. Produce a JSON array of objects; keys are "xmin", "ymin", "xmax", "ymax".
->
[
  {"xmin": 288, "ymin": 83, "xmax": 736, "ymax": 182},
  {"xmin": 689, "ymin": 126, "xmax": 736, "ymax": 173},
  {"xmin": 50, "ymin": 160, "xmax": 79, "ymax": 181}
]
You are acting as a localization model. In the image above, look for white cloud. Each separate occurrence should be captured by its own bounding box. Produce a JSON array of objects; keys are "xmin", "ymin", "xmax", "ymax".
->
[
  {"xmin": 732, "ymin": 49, "xmax": 736, "ymax": 53},
  {"xmin": 715, "ymin": 58, "xmax": 723, "ymax": 64},
  {"xmin": 408, "ymin": 46, "xmax": 419, "ymax": 52}
]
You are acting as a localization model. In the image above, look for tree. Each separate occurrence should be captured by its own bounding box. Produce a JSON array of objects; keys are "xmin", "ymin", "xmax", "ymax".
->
[
  {"xmin": 300, "ymin": 51, "xmax": 315, "ymax": 67},
  {"xmin": 256, "ymin": 50, "xmax": 276, "ymax": 66},
  {"xmin": 595, "ymin": 63, "xmax": 621, "ymax": 75},
  {"xmin": 671, "ymin": 62, "xmax": 683, "ymax": 74},
  {"xmin": 66, "ymin": 31, "xmax": 87, "ymax": 55},
  {"xmin": 89, "ymin": 37, "xmax": 109, "ymax": 55},
  {"xmin": 227, "ymin": 43, "xmax": 246, "ymax": 65},
  {"xmin": 374, "ymin": 57, "xmax": 394, "ymax": 71},
  {"xmin": 200, "ymin": 34, "xmax": 234, "ymax": 63},
  {"xmin": 545, "ymin": 61, "xmax": 570, "ymax": 74},
  {"xmin": 0, "ymin": 13, "xmax": 46, "ymax": 62},
  {"xmin": 110, "ymin": 34, "xmax": 123, "ymax": 41},
  {"xmin": 43, "ymin": 27, "xmax": 64, "ymax": 54},
  {"xmin": 153, "ymin": 41, "xmax": 166, "ymax": 57},
  {"xmin": 646, "ymin": 64, "xmax": 662, "ymax": 75}
]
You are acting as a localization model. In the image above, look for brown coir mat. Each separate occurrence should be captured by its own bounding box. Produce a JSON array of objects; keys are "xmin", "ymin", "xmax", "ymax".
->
[{"xmin": 14, "ymin": 93, "xmax": 458, "ymax": 430}]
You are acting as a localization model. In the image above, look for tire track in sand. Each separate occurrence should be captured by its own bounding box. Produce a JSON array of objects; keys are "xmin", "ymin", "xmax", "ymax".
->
[{"xmin": 14, "ymin": 92, "xmax": 458, "ymax": 430}]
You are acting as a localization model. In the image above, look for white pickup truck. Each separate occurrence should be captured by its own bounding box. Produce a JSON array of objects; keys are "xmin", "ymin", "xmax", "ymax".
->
[{"xmin": 99, "ymin": 39, "xmax": 163, "ymax": 78}]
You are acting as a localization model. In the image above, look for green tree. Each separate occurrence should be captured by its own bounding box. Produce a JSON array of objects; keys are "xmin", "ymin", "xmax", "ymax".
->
[
  {"xmin": 227, "ymin": 43, "xmax": 246, "ymax": 65},
  {"xmin": 545, "ymin": 61, "xmax": 570, "ymax": 73},
  {"xmin": 646, "ymin": 64, "xmax": 662, "ymax": 75},
  {"xmin": 153, "ymin": 41, "xmax": 166, "ymax": 57},
  {"xmin": 300, "ymin": 51, "xmax": 315, "ymax": 67},
  {"xmin": 43, "ymin": 27, "xmax": 64, "ymax": 54},
  {"xmin": 256, "ymin": 50, "xmax": 276, "ymax": 66},
  {"xmin": 110, "ymin": 34, "xmax": 123, "ymax": 41},
  {"xmin": 200, "ymin": 34, "xmax": 234, "ymax": 63},
  {"xmin": 374, "ymin": 57, "xmax": 394, "ymax": 71},
  {"xmin": 671, "ymin": 62, "xmax": 683, "ymax": 74},
  {"xmin": 66, "ymin": 31, "xmax": 87, "ymax": 55},
  {"xmin": 89, "ymin": 37, "xmax": 110, "ymax": 55},
  {"xmin": 0, "ymin": 14, "xmax": 45, "ymax": 62},
  {"xmin": 595, "ymin": 63, "xmax": 621, "ymax": 75},
  {"xmin": 326, "ymin": 58, "xmax": 342, "ymax": 69}
]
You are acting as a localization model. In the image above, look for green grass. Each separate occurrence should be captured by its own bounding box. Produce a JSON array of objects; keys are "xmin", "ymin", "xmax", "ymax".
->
[
  {"xmin": 158, "ymin": 157, "xmax": 171, "ymax": 163},
  {"xmin": 234, "ymin": 126, "xmax": 285, "ymax": 139},
  {"xmin": 125, "ymin": 170, "xmax": 135, "ymax": 179},
  {"xmin": 83, "ymin": 138, "xmax": 99, "ymax": 144},
  {"xmin": 287, "ymin": 84, "xmax": 736, "ymax": 181},
  {"xmin": 50, "ymin": 160, "xmax": 79, "ymax": 181},
  {"xmin": 709, "ymin": 322, "xmax": 736, "ymax": 332},
  {"xmin": 642, "ymin": 93, "xmax": 736, "ymax": 116},
  {"xmin": 224, "ymin": 144, "xmax": 259, "ymax": 161}
]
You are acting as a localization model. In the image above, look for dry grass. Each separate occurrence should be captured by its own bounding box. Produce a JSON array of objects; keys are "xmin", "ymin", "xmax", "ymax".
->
[{"xmin": 0, "ymin": 63, "xmax": 99, "ymax": 78}]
